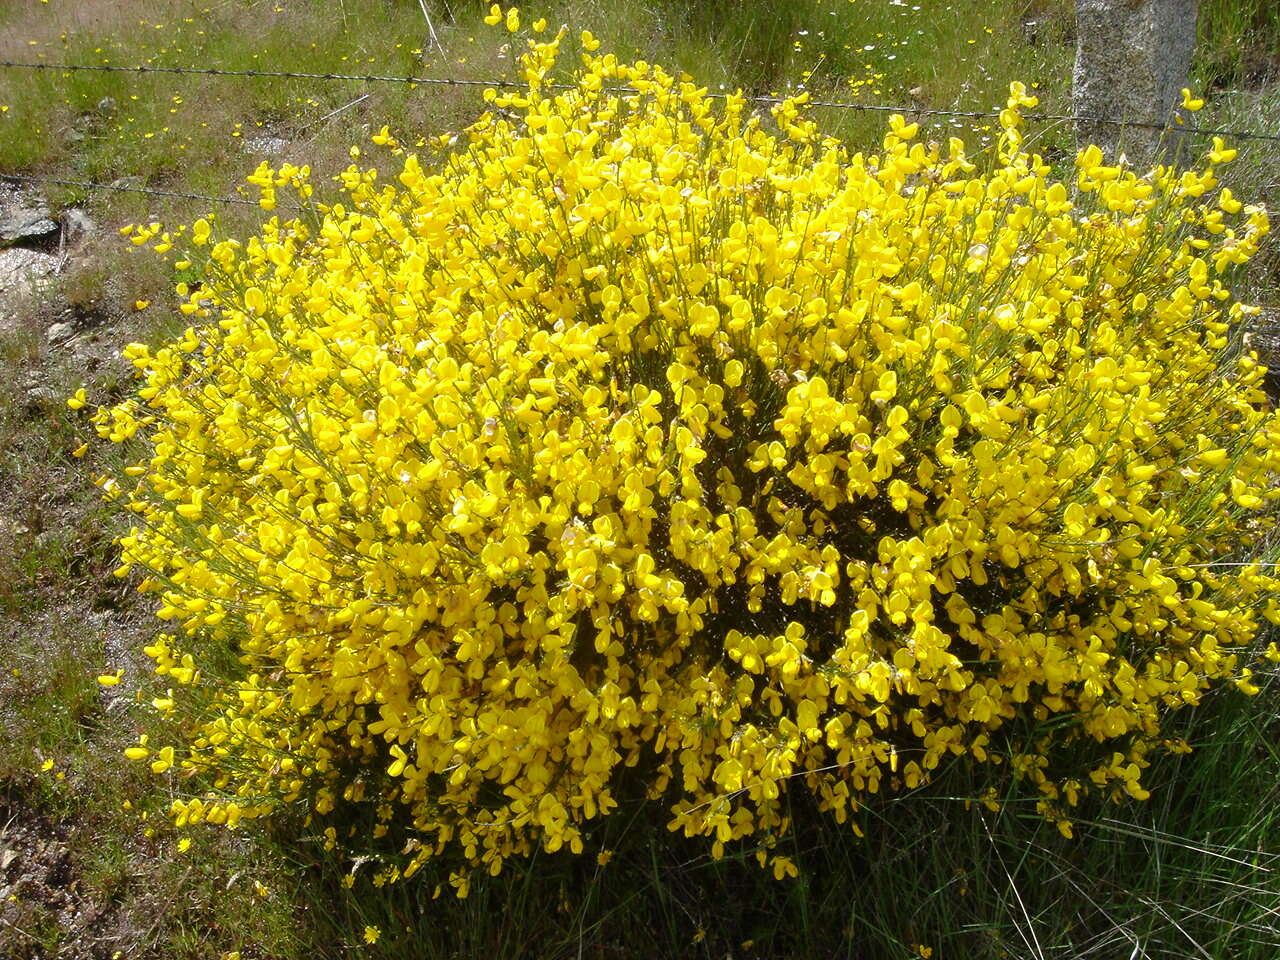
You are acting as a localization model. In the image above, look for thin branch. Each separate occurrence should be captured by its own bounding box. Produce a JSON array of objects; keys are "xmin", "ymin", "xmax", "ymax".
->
[{"xmin": 417, "ymin": 0, "xmax": 448, "ymax": 60}]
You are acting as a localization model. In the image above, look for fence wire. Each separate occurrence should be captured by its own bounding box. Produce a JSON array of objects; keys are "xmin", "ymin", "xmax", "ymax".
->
[
  {"xmin": 3, "ymin": 55, "xmax": 1279, "ymax": 212},
  {"xmin": 1, "ymin": 172, "xmax": 298, "ymax": 211},
  {"xmin": 2, "ymin": 58, "xmax": 1280, "ymax": 143}
]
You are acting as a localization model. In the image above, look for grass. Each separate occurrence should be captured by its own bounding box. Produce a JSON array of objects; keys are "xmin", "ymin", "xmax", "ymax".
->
[
  {"xmin": 1206, "ymin": 83, "xmax": 1280, "ymax": 306},
  {"xmin": 0, "ymin": 1, "xmax": 1278, "ymax": 957},
  {"xmin": 283, "ymin": 681, "xmax": 1280, "ymax": 959},
  {"xmin": 0, "ymin": 297, "xmax": 307, "ymax": 958},
  {"xmin": 1197, "ymin": 0, "xmax": 1280, "ymax": 89}
]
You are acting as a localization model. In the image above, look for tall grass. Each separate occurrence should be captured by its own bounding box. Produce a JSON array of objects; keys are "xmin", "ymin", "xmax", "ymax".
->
[
  {"xmin": 1197, "ymin": 0, "xmax": 1280, "ymax": 87},
  {"xmin": 0, "ymin": 0, "xmax": 1076, "ymax": 177},
  {"xmin": 292, "ymin": 674, "xmax": 1280, "ymax": 959}
]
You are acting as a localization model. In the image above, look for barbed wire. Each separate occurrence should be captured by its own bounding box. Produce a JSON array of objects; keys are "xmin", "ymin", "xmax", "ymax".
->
[
  {"xmin": 4, "ymin": 53, "xmax": 1279, "ymax": 212},
  {"xmin": 3, "ymin": 58, "xmax": 1280, "ymax": 143},
  {"xmin": 1, "ymin": 172, "xmax": 302, "ymax": 211}
]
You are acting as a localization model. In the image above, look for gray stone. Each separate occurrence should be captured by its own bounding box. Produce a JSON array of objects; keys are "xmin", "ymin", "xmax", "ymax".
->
[
  {"xmin": 1073, "ymin": 0, "xmax": 1198, "ymax": 168},
  {"xmin": 0, "ymin": 249, "xmax": 58, "ymax": 335},
  {"xmin": 0, "ymin": 516, "xmax": 30, "ymax": 538},
  {"xmin": 243, "ymin": 135, "xmax": 290, "ymax": 157},
  {"xmin": 23, "ymin": 385, "xmax": 58, "ymax": 414},
  {"xmin": 61, "ymin": 208, "xmax": 97, "ymax": 247},
  {"xmin": 0, "ymin": 247, "xmax": 58, "ymax": 299},
  {"xmin": 96, "ymin": 96, "xmax": 117, "ymax": 115},
  {"xmin": 0, "ymin": 189, "xmax": 57, "ymax": 244},
  {"xmin": 46, "ymin": 321, "xmax": 75, "ymax": 344}
]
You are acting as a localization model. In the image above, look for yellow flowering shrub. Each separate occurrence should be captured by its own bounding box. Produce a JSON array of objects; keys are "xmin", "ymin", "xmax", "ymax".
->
[{"xmin": 98, "ymin": 26, "xmax": 1280, "ymax": 884}]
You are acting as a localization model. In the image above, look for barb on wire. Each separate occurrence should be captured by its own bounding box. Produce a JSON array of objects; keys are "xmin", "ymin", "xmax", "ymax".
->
[
  {"xmin": 0, "ymin": 58, "xmax": 507, "ymax": 89},
  {"xmin": 2, "ymin": 59, "xmax": 1280, "ymax": 143},
  {"xmin": 0, "ymin": 172, "xmax": 302, "ymax": 212}
]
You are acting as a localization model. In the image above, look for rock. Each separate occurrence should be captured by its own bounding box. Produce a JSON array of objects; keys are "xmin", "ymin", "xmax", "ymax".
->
[
  {"xmin": 243, "ymin": 135, "xmax": 290, "ymax": 157},
  {"xmin": 0, "ymin": 187, "xmax": 58, "ymax": 245},
  {"xmin": 96, "ymin": 96, "xmax": 117, "ymax": 115},
  {"xmin": 1073, "ymin": 0, "xmax": 1198, "ymax": 168},
  {"xmin": 0, "ymin": 516, "xmax": 30, "ymax": 538},
  {"xmin": 46, "ymin": 320, "xmax": 75, "ymax": 344},
  {"xmin": 23, "ymin": 385, "xmax": 58, "ymax": 415},
  {"xmin": 0, "ymin": 247, "xmax": 58, "ymax": 299},
  {"xmin": 61, "ymin": 208, "xmax": 97, "ymax": 247},
  {"xmin": 0, "ymin": 247, "xmax": 62, "ymax": 335}
]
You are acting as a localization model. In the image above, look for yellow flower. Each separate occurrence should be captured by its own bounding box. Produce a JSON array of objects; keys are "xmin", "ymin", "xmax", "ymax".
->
[
  {"xmin": 150, "ymin": 746, "xmax": 175, "ymax": 774},
  {"xmin": 99, "ymin": 21, "xmax": 1279, "ymax": 891},
  {"xmin": 363, "ymin": 926, "xmax": 381, "ymax": 944},
  {"xmin": 1181, "ymin": 87, "xmax": 1205, "ymax": 112}
]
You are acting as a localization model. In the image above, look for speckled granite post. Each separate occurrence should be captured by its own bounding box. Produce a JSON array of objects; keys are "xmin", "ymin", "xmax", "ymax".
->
[{"xmin": 1073, "ymin": 0, "xmax": 1198, "ymax": 168}]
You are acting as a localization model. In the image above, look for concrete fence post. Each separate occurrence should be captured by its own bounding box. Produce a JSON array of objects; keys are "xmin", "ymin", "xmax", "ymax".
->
[{"xmin": 1073, "ymin": 0, "xmax": 1198, "ymax": 168}]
